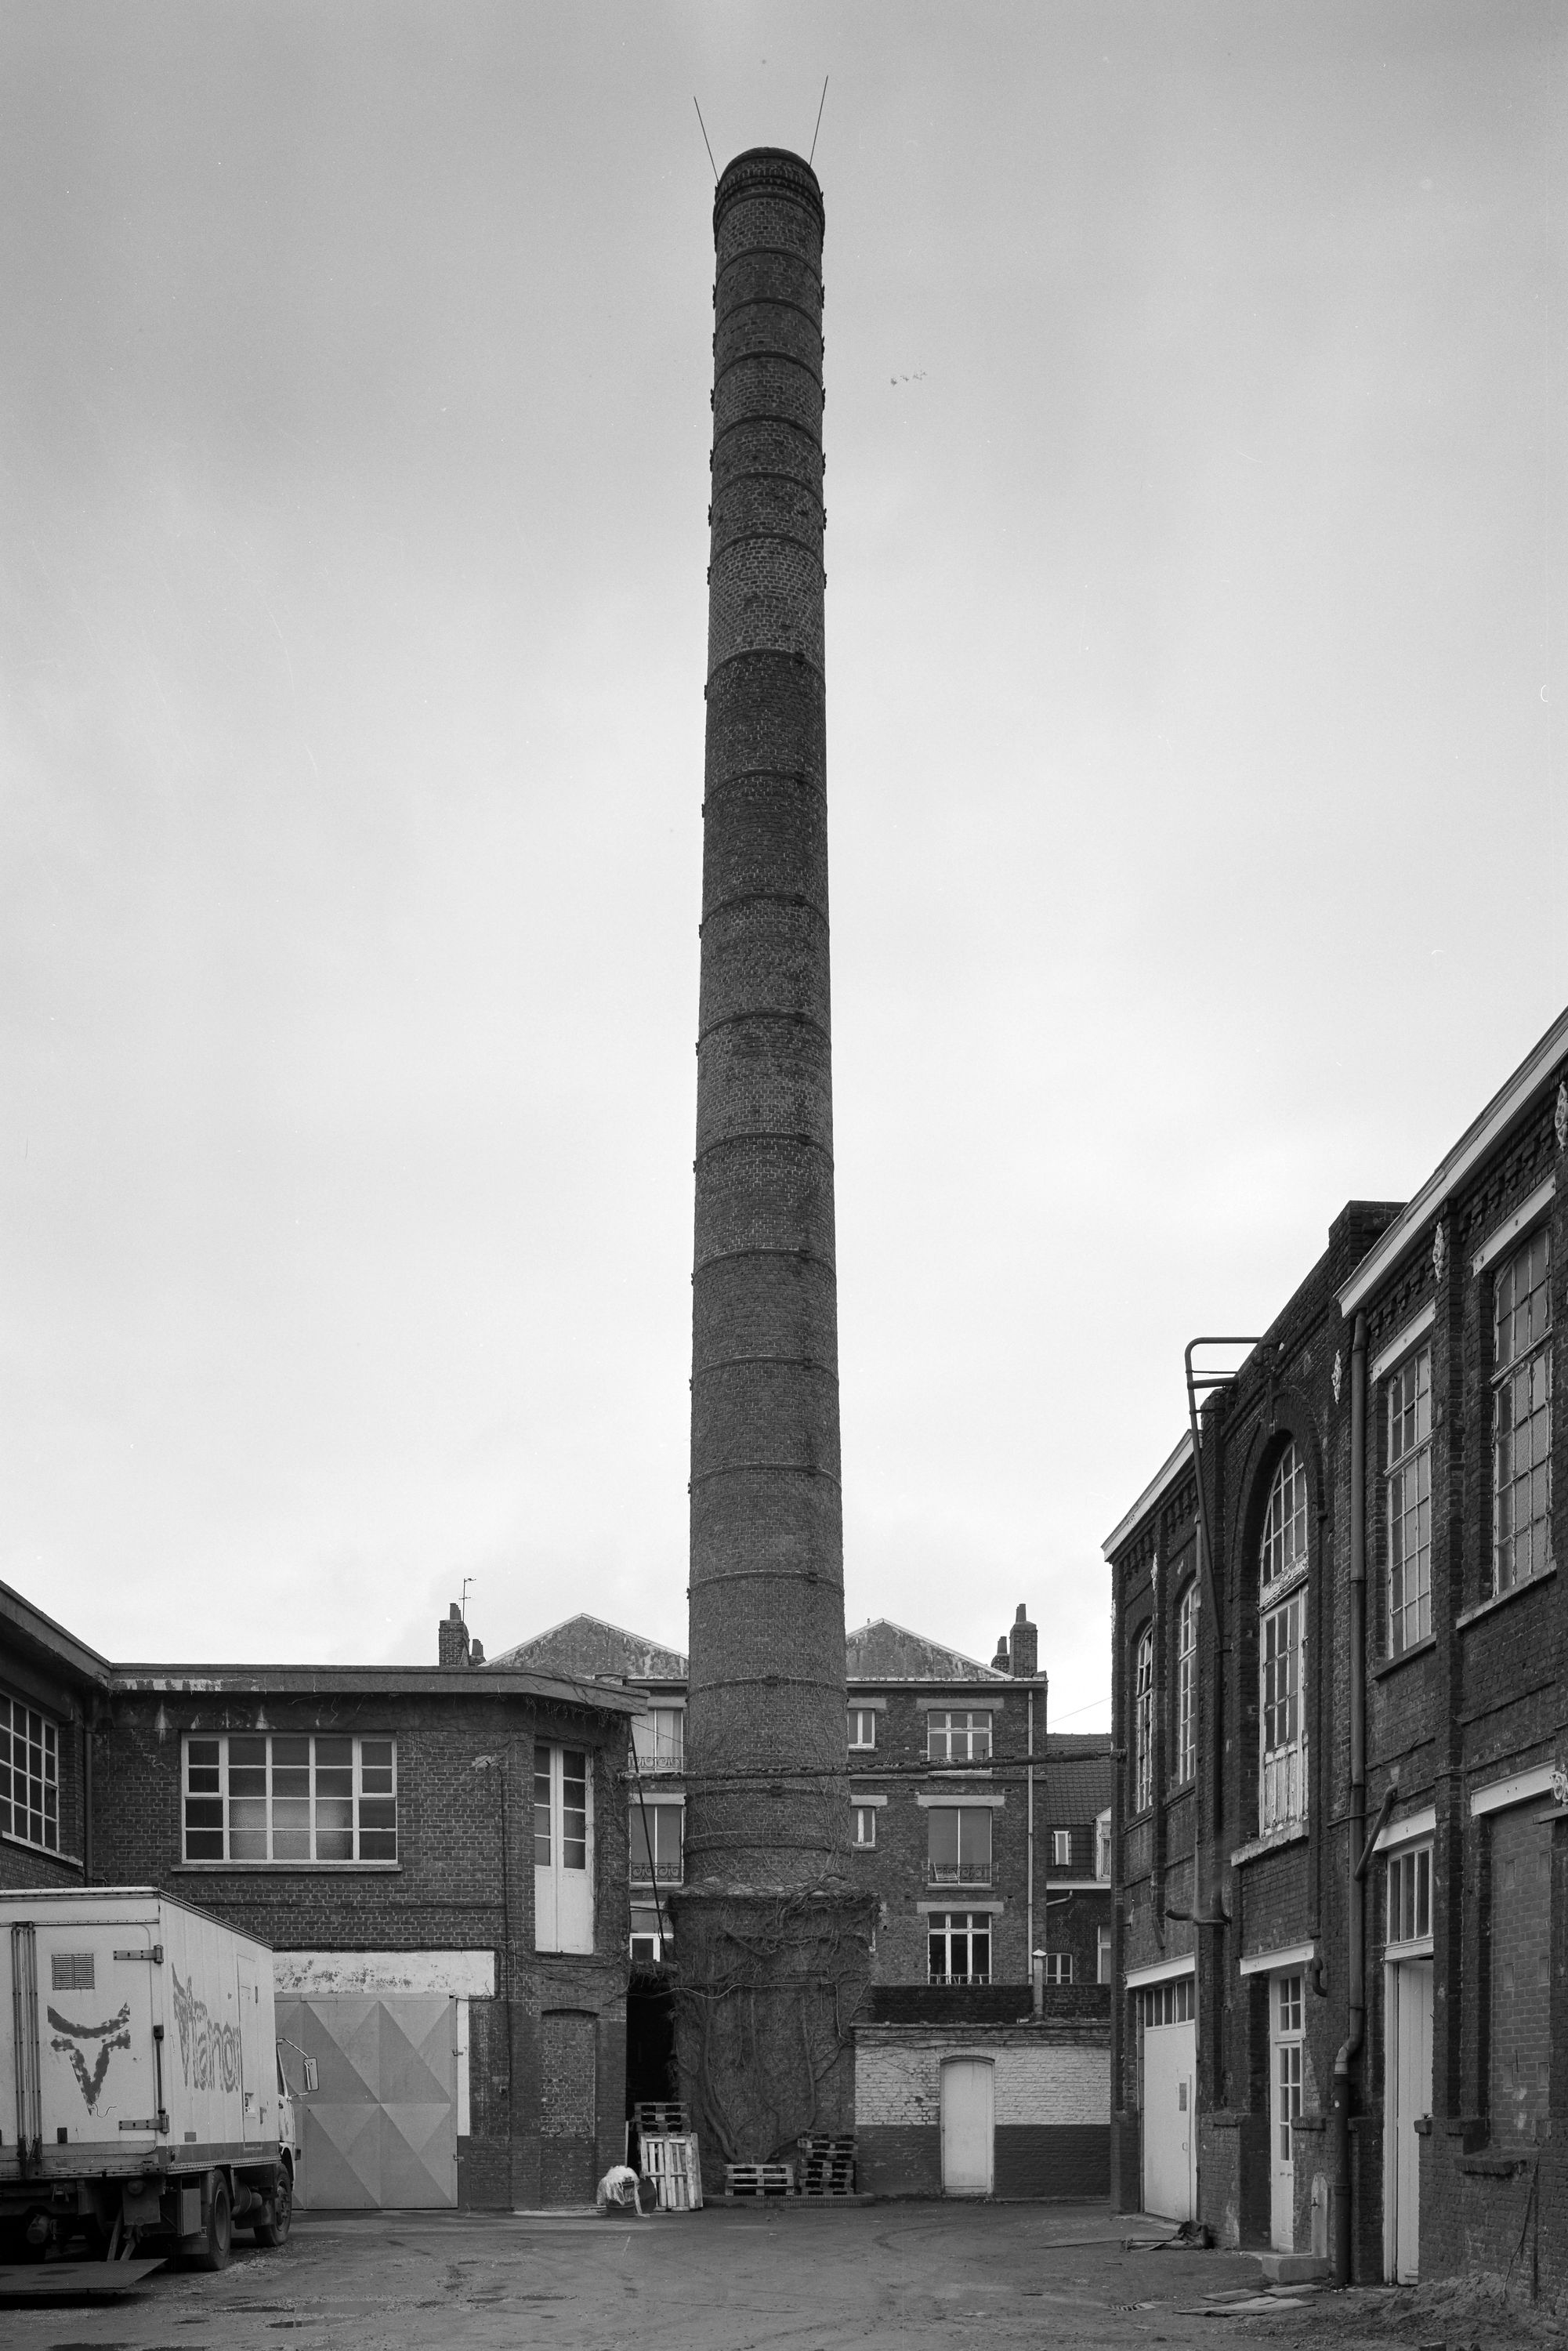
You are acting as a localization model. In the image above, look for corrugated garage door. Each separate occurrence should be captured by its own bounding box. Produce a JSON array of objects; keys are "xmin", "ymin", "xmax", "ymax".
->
[{"xmin": 277, "ymin": 1993, "xmax": 457, "ymax": 2209}]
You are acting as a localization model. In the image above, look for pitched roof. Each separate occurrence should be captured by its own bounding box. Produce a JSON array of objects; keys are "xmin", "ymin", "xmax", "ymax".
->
[
  {"xmin": 1045, "ymin": 1744, "xmax": 1114, "ymax": 1823},
  {"xmin": 486, "ymin": 1612, "xmax": 688, "ymax": 1682},
  {"xmin": 845, "ymin": 1618, "xmax": 1007, "ymax": 1683}
]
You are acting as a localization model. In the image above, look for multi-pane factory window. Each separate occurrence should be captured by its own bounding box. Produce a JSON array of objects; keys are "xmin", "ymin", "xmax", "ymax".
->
[
  {"xmin": 1, "ymin": 1694, "xmax": 59, "ymax": 1852},
  {"xmin": 1133, "ymin": 1627, "xmax": 1153, "ymax": 1812},
  {"xmin": 1260, "ymin": 1444, "xmax": 1309, "ymax": 1592},
  {"xmin": 534, "ymin": 1743, "xmax": 593, "ymax": 1955},
  {"xmin": 630, "ymin": 1708, "xmax": 683, "ymax": 1773},
  {"xmin": 1259, "ymin": 1447, "xmax": 1309, "ymax": 1835},
  {"xmin": 925, "ymin": 1711, "xmax": 991, "ymax": 1764},
  {"xmin": 1276, "ymin": 1974, "xmax": 1304, "ymax": 2161},
  {"xmin": 1175, "ymin": 1580, "xmax": 1198, "ymax": 1785},
  {"xmin": 1386, "ymin": 1843, "xmax": 1432, "ymax": 1947},
  {"xmin": 1493, "ymin": 1230, "xmax": 1553, "ymax": 1595},
  {"xmin": 927, "ymin": 1912, "xmax": 991, "ymax": 1985},
  {"xmin": 1139, "ymin": 1976, "xmax": 1195, "ymax": 2027},
  {"xmin": 1385, "ymin": 1346, "xmax": 1432, "ymax": 1654},
  {"xmin": 182, "ymin": 1734, "xmax": 397, "ymax": 1863},
  {"xmin": 853, "ymin": 1803, "xmax": 878, "ymax": 1849},
  {"xmin": 927, "ymin": 1806, "xmax": 993, "ymax": 1886},
  {"xmin": 629, "ymin": 1800, "xmax": 682, "ymax": 1885},
  {"xmin": 848, "ymin": 1708, "xmax": 878, "ymax": 1751}
]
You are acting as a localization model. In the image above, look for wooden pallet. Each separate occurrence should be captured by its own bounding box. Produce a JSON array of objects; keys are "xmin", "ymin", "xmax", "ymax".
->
[
  {"xmin": 796, "ymin": 2132, "xmax": 856, "ymax": 2197},
  {"xmin": 641, "ymin": 2132, "xmax": 704, "ymax": 2212},
  {"xmin": 724, "ymin": 2161, "xmax": 795, "ymax": 2200},
  {"xmin": 633, "ymin": 2099, "xmax": 691, "ymax": 2136}
]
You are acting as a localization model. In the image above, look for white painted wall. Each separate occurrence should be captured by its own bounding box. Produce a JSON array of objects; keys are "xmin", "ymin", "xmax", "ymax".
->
[{"xmin": 856, "ymin": 2038, "xmax": 1109, "ymax": 2130}]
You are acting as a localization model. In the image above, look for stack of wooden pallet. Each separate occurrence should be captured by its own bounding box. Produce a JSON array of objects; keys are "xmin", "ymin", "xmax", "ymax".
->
[
  {"xmin": 723, "ymin": 2161, "xmax": 796, "ymax": 2199},
  {"xmin": 632, "ymin": 2101, "xmax": 703, "ymax": 2212},
  {"xmin": 796, "ymin": 2134, "xmax": 856, "ymax": 2197}
]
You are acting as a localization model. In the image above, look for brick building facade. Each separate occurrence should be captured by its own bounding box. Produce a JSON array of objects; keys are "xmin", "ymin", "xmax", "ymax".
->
[
  {"xmin": 0, "ymin": 1583, "xmax": 110, "ymax": 1894},
  {"xmin": 1, "ymin": 1588, "xmax": 636, "ymax": 2210},
  {"xmin": 1104, "ymin": 1008, "xmax": 1568, "ymax": 2291}
]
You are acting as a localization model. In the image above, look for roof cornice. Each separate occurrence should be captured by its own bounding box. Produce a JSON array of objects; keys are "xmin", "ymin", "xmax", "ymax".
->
[{"xmin": 1100, "ymin": 1432, "xmax": 1195, "ymax": 1560}]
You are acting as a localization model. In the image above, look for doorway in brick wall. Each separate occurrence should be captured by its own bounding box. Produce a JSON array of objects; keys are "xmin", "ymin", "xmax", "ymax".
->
[{"xmin": 539, "ymin": 2010, "xmax": 597, "ymax": 2207}]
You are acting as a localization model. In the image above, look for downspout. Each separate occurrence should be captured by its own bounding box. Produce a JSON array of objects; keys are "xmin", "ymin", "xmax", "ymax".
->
[
  {"xmin": 1027, "ymin": 1685, "xmax": 1035, "ymax": 2002},
  {"xmin": 1331, "ymin": 1311, "xmax": 1367, "ymax": 2286}
]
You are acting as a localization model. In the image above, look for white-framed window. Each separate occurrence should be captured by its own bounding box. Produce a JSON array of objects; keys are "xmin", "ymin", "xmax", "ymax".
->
[
  {"xmin": 853, "ymin": 1803, "xmax": 878, "ymax": 1849},
  {"xmin": 1175, "ymin": 1578, "xmax": 1198, "ymax": 1784},
  {"xmin": 848, "ymin": 1708, "xmax": 878, "ymax": 1751},
  {"xmin": 534, "ymin": 1741, "xmax": 594, "ymax": 1954},
  {"xmin": 1042, "ymin": 1952, "xmax": 1074, "ymax": 1983},
  {"xmin": 1275, "ymin": 1972, "xmax": 1304, "ymax": 2162},
  {"xmin": 1095, "ymin": 1807, "xmax": 1111, "ymax": 1881},
  {"xmin": 928, "ymin": 1911, "xmax": 990, "ymax": 1984},
  {"xmin": 1, "ymin": 1694, "xmax": 60, "ymax": 1853},
  {"xmin": 182, "ymin": 1733, "xmax": 397, "ymax": 1863},
  {"xmin": 1052, "ymin": 1828, "xmax": 1072, "ymax": 1868},
  {"xmin": 1385, "ymin": 1346, "xmax": 1433, "ymax": 1654},
  {"xmin": 1140, "ymin": 1975, "xmax": 1195, "ymax": 2027},
  {"xmin": 1259, "ymin": 1447, "xmax": 1309, "ymax": 1834},
  {"xmin": 1386, "ymin": 1842, "xmax": 1432, "ymax": 1947},
  {"xmin": 629, "ymin": 1932, "xmax": 666, "ymax": 1965},
  {"xmin": 630, "ymin": 1707, "xmax": 683, "ymax": 1773},
  {"xmin": 1133, "ymin": 1626, "xmax": 1153, "ymax": 1812},
  {"xmin": 927, "ymin": 1805, "xmax": 993, "ymax": 1886},
  {"xmin": 1097, "ymin": 1926, "xmax": 1112, "ymax": 1984},
  {"xmin": 629, "ymin": 1799, "xmax": 683, "ymax": 1885},
  {"xmin": 1493, "ymin": 1229, "xmax": 1553, "ymax": 1595},
  {"xmin": 926, "ymin": 1710, "xmax": 991, "ymax": 1764}
]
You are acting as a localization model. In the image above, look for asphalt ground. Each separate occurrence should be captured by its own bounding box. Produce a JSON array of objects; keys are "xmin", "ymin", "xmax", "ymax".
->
[{"xmin": 2, "ymin": 2203, "xmax": 1559, "ymax": 2351}]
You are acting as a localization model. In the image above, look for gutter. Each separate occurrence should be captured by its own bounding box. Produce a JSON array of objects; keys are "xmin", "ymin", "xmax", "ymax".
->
[{"xmin": 1330, "ymin": 1313, "xmax": 1371, "ymax": 2286}]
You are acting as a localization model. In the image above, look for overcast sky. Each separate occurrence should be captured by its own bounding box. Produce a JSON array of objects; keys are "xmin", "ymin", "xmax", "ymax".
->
[{"xmin": 2, "ymin": 2, "xmax": 1563, "ymax": 1727}]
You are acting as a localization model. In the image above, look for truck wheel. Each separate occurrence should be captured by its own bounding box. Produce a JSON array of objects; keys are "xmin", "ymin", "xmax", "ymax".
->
[
  {"xmin": 254, "ymin": 2164, "xmax": 292, "ymax": 2248},
  {"xmin": 192, "ymin": 2179, "xmax": 232, "ymax": 2271}
]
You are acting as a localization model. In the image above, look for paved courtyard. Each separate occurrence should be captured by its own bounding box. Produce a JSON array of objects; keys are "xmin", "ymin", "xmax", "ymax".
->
[{"xmin": 2, "ymin": 2203, "xmax": 1558, "ymax": 2351}]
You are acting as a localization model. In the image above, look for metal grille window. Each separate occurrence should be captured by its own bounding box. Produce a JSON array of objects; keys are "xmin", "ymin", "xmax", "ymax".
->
[
  {"xmin": 629, "ymin": 1708, "xmax": 683, "ymax": 1773},
  {"xmin": 1386, "ymin": 1844, "xmax": 1432, "ymax": 1946},
  {"xmin": 853, "ymin": 1803, "xmax": 878, "ymax": 1849},
  {"xmin": 925, "ymin": 1711, "xmax": 992, "ymax": 1763},
  {"xmin": 927, "ymin": 1912, "xmax": 991, "ymax": 1985},
  {"xmin": 1385, "ymin": 1346, "xmax": 1433, "ymax": 1653},
  {"xmin": 848, "ymin": 1708, "xmax": 878, "ymax": 1751},
  {"xmin": 1133, "ymin": 1627, "xmax": 1153, "ymax": 1812},
  {"xmin": 1175, "ymin": 1580, "xmax": 1198, "ymax": 1785},
  {"xmin": 629, "ymin": 1800, "xmax": 683, "ymax": 1884},
  {"xmin": 1493, "ymin": 1230, "xmax": 1553, "ymax": 1595},
  {"xmin": 1260, "ymin": 1444, "xmax": 1309, "ymax": 1592},
  {"xmin": 1, "ymin": 1695, "xmax": 59, "ymax": 1852},
  {"xmin": 927, "ymin": 1806, "xmax": 993, "ymax": 1885},
  {"xmin": 183, "ymin": 1734, "xmax": 396, "ymax": 1863}
]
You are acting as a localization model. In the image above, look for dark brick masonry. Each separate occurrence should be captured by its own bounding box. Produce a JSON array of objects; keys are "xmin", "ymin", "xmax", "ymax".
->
[{"xmin": 672, "ymin": 147, "xmax": 874, "ymax": 2166}]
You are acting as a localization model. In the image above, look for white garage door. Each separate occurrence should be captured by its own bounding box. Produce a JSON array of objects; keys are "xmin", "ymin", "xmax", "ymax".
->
[
  {"xmin": 1143, "ymin": 2016, "xmax": 1196, "ymax": 2222},
  {"xmin": 276, "ymin": 1993, "xmax": 457, "ymax": 2209}
]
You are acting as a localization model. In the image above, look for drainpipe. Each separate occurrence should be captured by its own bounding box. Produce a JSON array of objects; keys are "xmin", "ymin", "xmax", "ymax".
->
[
  {"xmin": 1330, "ymin": 1312, "xmax": 1367, "ymax": 2286},
  {"xmin": 1027, "ymin": 1686, "xmax": 1035, "ymax": 1995}
]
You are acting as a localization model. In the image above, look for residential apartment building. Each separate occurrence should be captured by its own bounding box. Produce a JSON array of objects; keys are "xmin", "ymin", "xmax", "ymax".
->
[
  {"xmin": 1103, "ymin": 1008, "xmax": 1568, "ymax": 2292},
  {"xmin": 494, "ymin": 1605, "xmax": 1112, "ymax": 1997}
]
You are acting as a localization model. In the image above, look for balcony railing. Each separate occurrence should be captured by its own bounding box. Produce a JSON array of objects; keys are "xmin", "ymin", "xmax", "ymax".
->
[
  {"xmin": 927, "ymin": 1860, "xmax": 992, "ymax": 1886},
  {"xmin": 628, "ymin": 1747, "xmax": 683, "ymax": 1774}
]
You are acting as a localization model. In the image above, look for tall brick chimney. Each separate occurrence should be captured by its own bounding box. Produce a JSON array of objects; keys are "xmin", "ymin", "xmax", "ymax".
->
[
  {"xmin": 438, "ymin": 1602, "xmax": 469, "ymax": 1668},
  {"xmin": 1009, "ymin": 1602, "xmax": 1038, "ymax": 1679},
  {"xmin": 669, "ymin": 148, "xmax": 873, "ymax": 2168}
]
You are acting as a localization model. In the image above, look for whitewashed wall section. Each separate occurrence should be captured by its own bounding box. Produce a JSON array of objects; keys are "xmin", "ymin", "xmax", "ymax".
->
[
  {"xmin": 271, "ymin": 1950, "xmax": 496, "ymax": 2137},
  {"xmin": 856, "ymin": 2038, "xmax": 1109, "ymax": 2130}
]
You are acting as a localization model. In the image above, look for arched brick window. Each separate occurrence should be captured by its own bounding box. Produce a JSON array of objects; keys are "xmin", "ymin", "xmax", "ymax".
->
[
  {"xmin": 1258, "ymin": 1445, "xmax": 1309, "ymax": 1832},
  {"xmin": 1133, "ymin": 1625, "xmax": 1154, "ymax": 1813}
]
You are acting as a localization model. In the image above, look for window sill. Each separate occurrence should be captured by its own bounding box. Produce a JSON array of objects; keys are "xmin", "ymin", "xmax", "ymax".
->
[
  {"xmin": 1455, "ymin": 1566, "xmax": 1556, "ymax": 1633},
  {"xmin": 173, "ymin": 1860, "xmax": 403, "ymax": 1874},
  {"xmin": 1374, "ymin": 1634, "xmax": 1437, "ymax": 1679},
  {"xmin": 1, "ymin": 1831, "xmax": 82, "ymax": 1871},
  {"xmin": 1459, "ymin": 2153, "xmax": 1534, "ymax": 2179},
  {"xmin": 1229, "ymin": 1824, "xmax": 1309, "ymax": 1868}
]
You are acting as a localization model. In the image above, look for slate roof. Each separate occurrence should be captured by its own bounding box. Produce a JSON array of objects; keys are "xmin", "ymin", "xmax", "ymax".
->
[
  {"xmin": 844, "ymin": 1617, "xmax": 1007, "ymax": 1683},
  {"xmin": 487, "ymin": 1612, "xmax": 689, "ymax": 1682}
]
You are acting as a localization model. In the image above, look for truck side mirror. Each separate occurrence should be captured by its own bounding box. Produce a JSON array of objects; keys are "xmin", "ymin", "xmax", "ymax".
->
[{"xmin": 303, "ymin": 2058, "xmax": 319, "ymax": 2094}]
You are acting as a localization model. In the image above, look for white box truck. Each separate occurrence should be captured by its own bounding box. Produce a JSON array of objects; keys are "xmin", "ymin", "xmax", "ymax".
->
[{"xmin": 2, "ymin": 1886, "xmax": 302, "ymax": 2269}]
